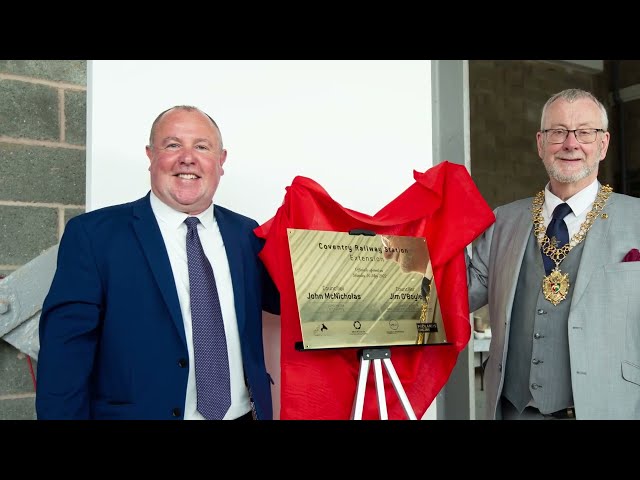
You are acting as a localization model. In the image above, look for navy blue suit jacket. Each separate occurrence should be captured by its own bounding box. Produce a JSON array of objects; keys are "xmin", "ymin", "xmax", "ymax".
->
[{"xmin": 36, "ymin": 193, "xmax": 279, "ymax": 419}]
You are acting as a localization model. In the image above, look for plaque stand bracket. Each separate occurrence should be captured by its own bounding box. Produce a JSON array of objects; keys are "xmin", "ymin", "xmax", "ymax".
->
[{"xmin": 351, "ymin": 347, "xmax": 417, "ymax": 420}]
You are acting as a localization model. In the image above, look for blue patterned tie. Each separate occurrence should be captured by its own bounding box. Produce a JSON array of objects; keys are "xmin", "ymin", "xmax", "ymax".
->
[
  {"xmin": 185, "ymin": 217, "xmax": 231, "ymax": 420},
  {"xmin": 542, "ymin": 203, "xmax": 572, "ymax": 275}
]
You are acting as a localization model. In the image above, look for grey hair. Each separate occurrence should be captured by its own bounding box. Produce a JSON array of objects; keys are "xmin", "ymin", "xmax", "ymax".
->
[
  {"xmin": 148, "ymin": 105, "xmax": 223, "ymax": 149},
  {"xmin": 540, "ymin": 88, "xmax": 608, "ymax": 131}
]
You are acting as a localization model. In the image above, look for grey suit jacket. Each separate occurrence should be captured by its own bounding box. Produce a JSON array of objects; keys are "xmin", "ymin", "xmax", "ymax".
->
[{"xmin": 468, "ymin": 190, "xmax": 640, "ymax": 419}]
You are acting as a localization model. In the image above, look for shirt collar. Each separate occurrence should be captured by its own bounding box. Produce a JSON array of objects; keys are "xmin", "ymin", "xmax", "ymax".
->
[
  {"xmin": 149, "ymin": 190, "xmax": 216, "ymax": 230},
  {"xmin": 543, "ymin": 179, "xmax": 599, "ymax": 218}
]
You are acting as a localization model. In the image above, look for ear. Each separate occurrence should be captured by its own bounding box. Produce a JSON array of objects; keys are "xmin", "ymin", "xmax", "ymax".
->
[
  {"xmin": 535, "ymin": 131, "xmax": 544, "ymax": 159},
  {"xmin": 219, "ymin": 149, "xmax": 228, "ymax": 175},
  {"xmin": 599, "ymin": 131, "xmax": 611, "ymax": 161},
  {"xmin": 145, "ymin": 145, "xmax": 153, "ymax": 171}
]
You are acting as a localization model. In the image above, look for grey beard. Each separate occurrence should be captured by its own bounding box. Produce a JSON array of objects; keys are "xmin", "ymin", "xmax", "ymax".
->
[{"xmin": 546, "ymin": 161, "xmax": 597, "ymax": 183}]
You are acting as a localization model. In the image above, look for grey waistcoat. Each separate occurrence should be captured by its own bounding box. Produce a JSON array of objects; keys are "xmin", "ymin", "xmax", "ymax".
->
[{"xmin": 501, "ymin": 231, "xmax": 585, "ymax": 414}]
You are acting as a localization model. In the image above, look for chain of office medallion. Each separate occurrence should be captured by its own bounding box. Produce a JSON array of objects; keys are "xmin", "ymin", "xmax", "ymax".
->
[{"xmin": 532, "ymin": 184, "xmax": 612, "ymax": 265}]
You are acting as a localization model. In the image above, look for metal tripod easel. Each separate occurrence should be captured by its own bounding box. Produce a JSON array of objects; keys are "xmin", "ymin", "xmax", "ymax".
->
[{"xmin": 351, "ymin": 347, "xmax": 417, "ymax": 420}]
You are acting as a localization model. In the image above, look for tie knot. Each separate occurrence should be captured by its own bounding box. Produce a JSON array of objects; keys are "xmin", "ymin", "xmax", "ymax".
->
[
  {"xmin": 552, "ymin": 203, "xmax": 572, "ymax": 220},
  {"xmin": 185, "ymin": 216, "xmax": 200, "ymax": 230}
]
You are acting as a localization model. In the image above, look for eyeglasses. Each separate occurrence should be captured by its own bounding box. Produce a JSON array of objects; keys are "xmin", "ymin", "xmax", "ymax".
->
[{"xmin": 541, "ymin": 128, "xmax": 605, "ymax": 144}]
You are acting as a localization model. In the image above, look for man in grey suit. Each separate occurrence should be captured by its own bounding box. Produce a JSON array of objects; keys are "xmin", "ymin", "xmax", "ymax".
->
[{"xmin": 468, "ymin": 88, "xmax": 640, "ymax": 420}]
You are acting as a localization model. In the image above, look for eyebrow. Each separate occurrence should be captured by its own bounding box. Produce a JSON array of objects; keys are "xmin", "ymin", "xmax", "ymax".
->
[
  {"xmin": 193, "ymin": 137, "xmax": 214, "ymax": 145},
  {"xmin": 159, "ymin": 136, "xmax": 214, "ymax": 146},
  {"xmin": 547, "ymin": 123, "xmax": 598, "ymax": 129}
]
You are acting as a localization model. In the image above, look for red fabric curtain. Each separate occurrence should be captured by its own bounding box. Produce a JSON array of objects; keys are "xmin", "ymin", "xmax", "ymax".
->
[{"xmin": 255, "ymin": 161, "xmax": 495, "ymax": 419}]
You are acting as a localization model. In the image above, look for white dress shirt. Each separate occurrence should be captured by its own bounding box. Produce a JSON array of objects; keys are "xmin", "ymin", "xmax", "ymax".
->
[
  {"xmin": 150, "ymin": 192, "xmax": 251, "ymax": 420},
  {"xmin": 543, "ymin": 179, "xmax": 599, "ymax": 241}
]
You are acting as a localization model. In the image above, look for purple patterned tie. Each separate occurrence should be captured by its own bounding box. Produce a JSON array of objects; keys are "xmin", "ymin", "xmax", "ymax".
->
[{"xmin": 185, "ymin": 217, "xmax": 231, "ymax": 420}]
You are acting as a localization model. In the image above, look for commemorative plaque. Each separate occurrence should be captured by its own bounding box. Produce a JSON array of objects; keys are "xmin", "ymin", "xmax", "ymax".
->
[{"xmin": 288, "ymin": 228, "xmax": 448, "ymax": 350}]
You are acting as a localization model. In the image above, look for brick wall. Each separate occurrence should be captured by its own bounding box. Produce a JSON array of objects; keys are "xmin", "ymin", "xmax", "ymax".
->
[
  {"xmin": 608, "ymin": 60, "xmax": 640, "ymax": 195},
  {"xmin": 468, "ymin": 60, "xmax": 612, "ymax": 209},
  {"xmin": 0, "ymin": 60, "xmax": 86, "ymax": 419}
]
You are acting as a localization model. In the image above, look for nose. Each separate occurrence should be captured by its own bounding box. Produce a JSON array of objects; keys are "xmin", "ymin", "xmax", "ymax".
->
[
  {"xmin": 180, "ymin": 148, "xmax": 196, "ymax": 164},
  {"xmin": 563, "ymin": 130, "xmax": 580, "ymax": 148}
]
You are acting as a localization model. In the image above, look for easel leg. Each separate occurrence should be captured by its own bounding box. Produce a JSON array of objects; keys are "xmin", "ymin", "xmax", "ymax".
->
[
  {"xmin": 382, "ymin": 358, "xmax": 417, "ymax": 419},
  {"xmin": 351, "ymin": 357, "xmax": 370, "ymax": 420},
  {"xmin": 372, "ymin": 359, "xmax": 388, "ymax": 419},
  {"xmin": 351, "ymin": 348, "xmax": 418, "ymax": 420}
]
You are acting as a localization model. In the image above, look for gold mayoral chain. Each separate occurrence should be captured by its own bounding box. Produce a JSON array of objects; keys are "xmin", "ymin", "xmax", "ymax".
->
[{"xmin": 532, "ymin": 184, "xmax": 612, "ymax": 306}]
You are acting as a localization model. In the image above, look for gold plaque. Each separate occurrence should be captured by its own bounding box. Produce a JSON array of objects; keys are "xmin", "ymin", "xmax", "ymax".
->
[{"xmin": 287, "ymin": 229, "xmax": 448, "ymax": 350}]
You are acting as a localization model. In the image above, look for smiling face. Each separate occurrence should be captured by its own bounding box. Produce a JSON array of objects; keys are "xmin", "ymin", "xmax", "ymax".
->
[
  {"xmin": 146, "ymin": 108, "xmax": 227, "ymax": 215},
  {"xmin": 536, "ymin": 97, "xmax": 610, "ymax": 199}
]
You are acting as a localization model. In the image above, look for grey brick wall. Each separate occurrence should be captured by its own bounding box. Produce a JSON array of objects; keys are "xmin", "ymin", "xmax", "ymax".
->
[
  {"xmin": 609, "ymin": 60, "xmax": 640, "ymax": 195},
  {"xmin": 0, "ymin": 60, "xmax": 86, "ymax": 420},
  {"xmin": 468, "ymin": 60, "xmax": 612, "ymax": 209}
]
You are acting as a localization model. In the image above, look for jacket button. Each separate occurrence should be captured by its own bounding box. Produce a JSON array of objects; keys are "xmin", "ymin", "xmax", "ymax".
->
[
  {"xmin": 178, "ymin": 358, "xmax": 188, "ymax": 368},
  {"xmin": 534, "ymin": 332, "xmax": 542, "ymax": 339},
  {"xmin": 532, "ymin": 358, "xmax": 541, "ymax": 365},
  {"xmin": 531, "ymin": 383, "xmax": 542, "ymax": 390},
  {"xmin": 172, "ymin": 408, "xmax": 181, "ymax": 417},
  {"xmin": 498, "ymin": 363, "xmax": 502, "ymax": 371}
]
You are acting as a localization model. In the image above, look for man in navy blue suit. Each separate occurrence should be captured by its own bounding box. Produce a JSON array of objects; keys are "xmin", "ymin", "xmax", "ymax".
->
[{"xmin": 36, "ymin": 105, "xmax": 280, "ymax": 420}]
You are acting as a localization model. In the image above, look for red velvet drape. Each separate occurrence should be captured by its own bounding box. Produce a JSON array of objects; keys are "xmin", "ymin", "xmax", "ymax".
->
[{"xmin": 255, "ymin": 161, "xmax": 495, "ymax": 419}]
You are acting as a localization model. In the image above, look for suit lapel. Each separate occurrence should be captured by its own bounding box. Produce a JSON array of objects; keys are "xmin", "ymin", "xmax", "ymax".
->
[
  {"xmin": 502, "ymin": 205, "xmax": 534, "ymax": 317},
  {"xmin": 571, "ymin": 193, "xmax": 614, "ymax": 307},
  {"xmin": 214, "ymin": 207, "xmax": 247, "ymax": 334},
  {"xmin": 132, "ymin": 194, "xmax": 187, "ymax": 347}
]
